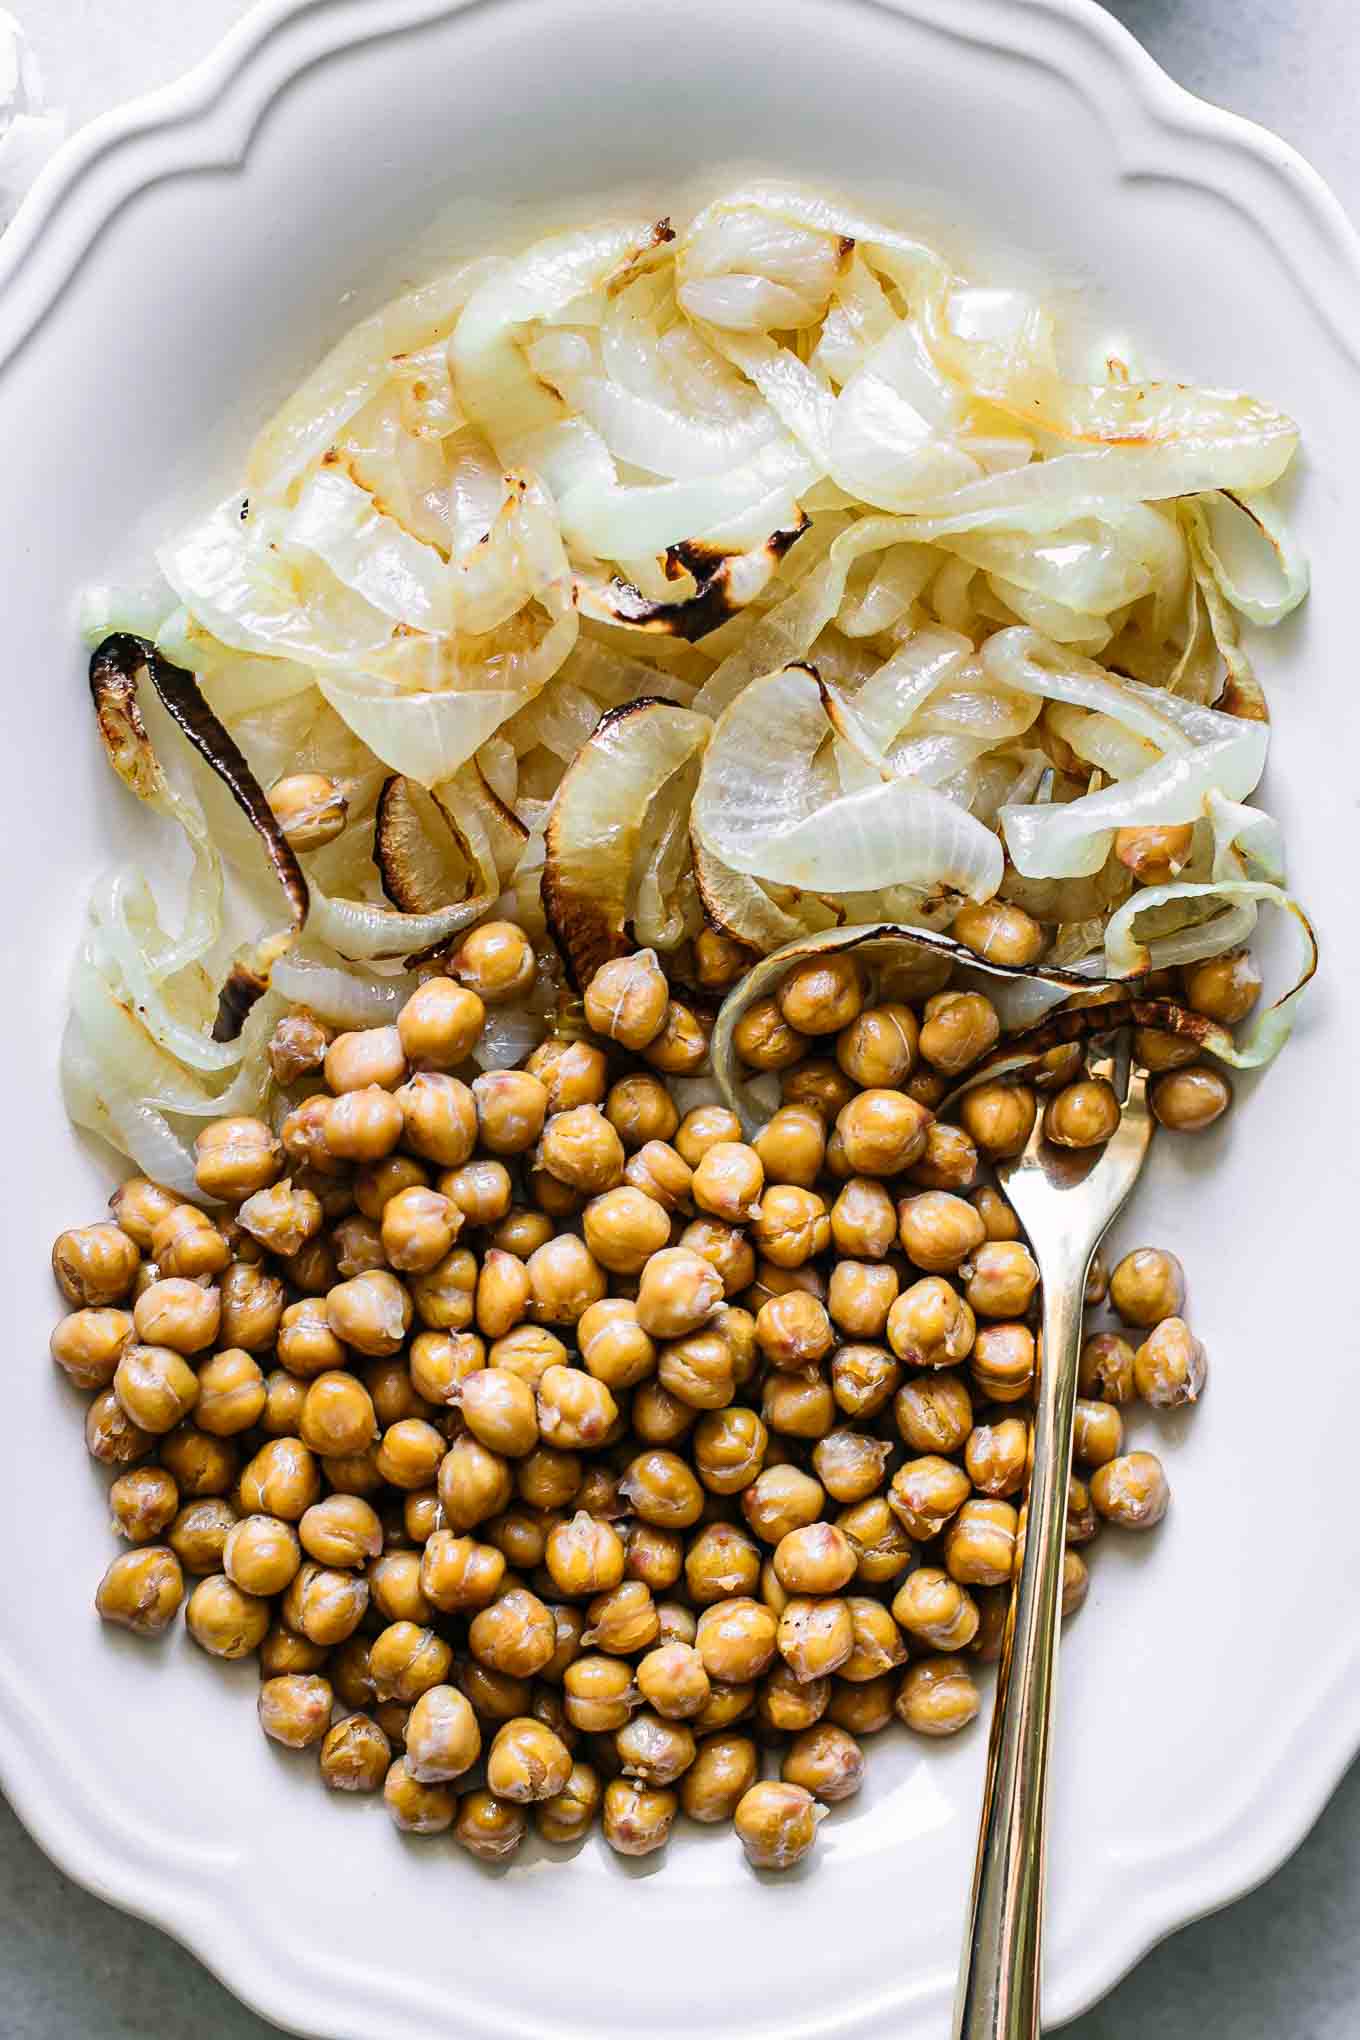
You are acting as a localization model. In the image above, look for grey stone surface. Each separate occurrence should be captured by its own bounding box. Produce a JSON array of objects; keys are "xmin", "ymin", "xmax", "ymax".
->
[{"xmin": 7, "ymin": 1, "xmax": 1359, "ymax": 2033}]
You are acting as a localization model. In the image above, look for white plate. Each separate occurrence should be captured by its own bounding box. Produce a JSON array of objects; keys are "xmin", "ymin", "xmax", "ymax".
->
[{"xmin": 1, "ymin": 2, "xmax": 1358, "ymax": 2034}]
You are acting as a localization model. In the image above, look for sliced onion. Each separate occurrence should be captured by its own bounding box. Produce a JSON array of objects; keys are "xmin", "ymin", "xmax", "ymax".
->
[{"xmin": 271, "ymin": 955, "xmax": 416, "ymax": 1024}]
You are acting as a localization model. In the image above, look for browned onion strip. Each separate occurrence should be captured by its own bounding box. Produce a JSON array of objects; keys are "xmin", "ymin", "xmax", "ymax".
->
[{"xmin": 89, "ymin": 635, "xmax": 308, "ymax": 1040}]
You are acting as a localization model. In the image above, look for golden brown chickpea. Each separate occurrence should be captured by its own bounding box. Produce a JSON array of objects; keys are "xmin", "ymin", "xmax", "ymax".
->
[
  {"xmin": 614, "ymin": 1708, "xmax": 695, "ymax": 1787},
  {"xmin": 695, "ymin": 1598, "xmax": 778, "ymax": 1683},
  {"xmin": 634, "ymin": 1247, "xmax": 721, "ymax": 1339},
  {"xmin": 300, "ymin": 1493, "xmax": 384, "ymax": 1569},
  {"xmin": 545, "ymin": 1510, "xmax": 625, "ymax": 1596},
  {"xmin": 110, "ymin": 1176, "xmax": 180, "ymax": 1252},
  {"xmin": 1077, "ymin": 1330, "xmax": 1136, "ymax": 1406},
  {"xmin": 266, "ymin": 1302, "xmax": 339, "ymax": 1385},
  {"xmin": 418, "ymin": 1531, "xmax": 504, "ymax": 1612},
  {"xmin": 323, "ymin": 1026, "xmax": 408, "ymax": 1099},
  {"xmin": 395, "ymin": 1331, "xmax": 471, "ymax": 1410},
  {"xmin": 109, "ymin": 1465, "xmax": 180, "ymax": 1544},
  {"xmin": 584, "ymin": 1579, "xmax": 659, "ymax": 1654},
  {"xmin": 470, "ymin": 1588, "xmax": 558, "ymax": 1677},
  {"xmin": 604, "ymin": 1073, "xmax": 678, "ymax": 1152},
  {"xmin": 182, "ymin": 1350, "xmax": 260, "ymax": 1440},
  {"xmin": 964, "ymin": 1414, "xmax": 1029, "ymax": 1497},
  {"xmin": 257, "ymin": 1672, "xmax": 333, "ymax": 1751},
  {"xmin": 944, "ymin": 1498, "xmax": 1018, "ymax": 1586},
  {"xmin": 581, "ymin": 1187, "xmax": 670, "ymax": 1277},
  {"xmin": 887, "ymin": 1277, "xmax": 975, "ymax": 1368},
  {"xmin": 1044, "ymin": 1077, "xmax": 1121, "ymax": 1149},
  {"xmin": 963, "ymin": 1241, "xmax": 1040, "ymax": 1320},
  {"xmin": 897, "ymin": 1191, "xmax": 986, "ymax": 1274},
  {"xmin": 327, "ymin": 1215, "xmax": 384, "ymax": 1281},
  {"xmin": 184, "ymin": 1573, "xmax": 270, "ymax": 1659},
  {"xmin": 740, "ymin": 1464, "xmax": 824, "ymax": 1546},
  {"xmin": 827, "ymin": 1674, "xmax": 895, "ymax": 1736},
  {"xmin": 959, "ymin": 1081, "xmax": 1038, "ymax": 1160},
  {"xmin": 370, "ymin": 1550, "xmax": 432, "ymax": 1626},
  {"xmin": 642, "ymin": 999, "xmax": 710, "ymax": 1076},
  {"xmin": 112, "ymin": 1343, "xmax": 200, "ymax": 1435},
  {"xmin": 562, "ymin": 1654, "xmax": 636, "ymax": 1732},
  {"xmin": 1060, "ymin": 1548, "xmax": 1090, "ymax": 1619},
  {"xmin": 323, "ymin": 1270, "xmax": 410, "ymax": 1359},
  {"xmin": 689, "ymin": 1142, "xmax": 762, "ymax": 1226},
  {"xmin": 733, "ymin": 997, "xmax": 808, "ymax": 1071},
  {"xmin": 836, "ymin": 1498, "xmax": 914, "ymax": 1586},
  {"xmin": 691, "ymin": 1678, "xmax": 757, "ymax": 1734},
  {"xmin": 486, "ymin": 1716, "xmax": 573, "ymax": 1803},
  {"xmin": 602, "ymin": 1777, "xmax": 677, "ymax": 1855},
  {"xmin": 464, "ymin": 1074, "xmax": 544, "ymax": 1163},
  {"xmin": 409, "ymin": 1247, "xmax": 477, "ymax": 1332},
  {"xmin": 266, "ymin": 1006, "xmax": 331, "ymax": 1087},
  {"xmin": 383, "ymin": 1756, "xmax": 457, "ymax": 1835},
  {"xmin": 1090, "ymin": 1451, "xmax": 1170, "ymax": 1529},
  {"xmin": 906, "ymin": 1122, "xmax": 980, "ymax": 1194},
  {"xmin": 454, "ymin": 1788, "xmax": 527, "ymax": 1860},
  {"xmin": 754, "ymin": 1290, "xmax": 834, "ymax": 1373},
  {"xmin": 777, "ymin": 1597, "xmax": 855, "ymax": 1683},
  {"xmin": 906, "ymin": 1068, "xmax": 949, "ymax": 1109},
  {"xmin": 655, "ymin": 1602, "xmax": 698, "ymax": 1648},
  {"xmin": 539, "ymin": 1602, "xmax": 588, "ymax": 1682},
  {"xmin": 678, "ymin": 1733, "xmax": 755, "ymax": 1823},
  {"xmin": 672, "ymin": 1218, "xmax": 750, "ymax": 1301},
  {"xmin": 323, "ymin": 1086, "xmax": 405, "ymax": 1165},
  {"xmin": 636, "ymin": 1643, "xmax": 710, "ymax": 1720},
  {"xmin": 840, "ymin": 1597, "xmax": 909, "ymax": 1681},
  {"xmin": 1109, "ymin": 1247, "xmax": 1185, "ymax": 1327},
  {"xmin": 693, "ymin": 926, "xmax": 750, "ymax": 992},
  {"xmin": 892, "ymin": 1565, "xmax": 979, "ymax": 1652},
  {"xmin": 952, "ymin": 897, "xmax": 1044, "ymax": 966},
  {"xmin": 1183, "ymin": 948, "xmax": 1262, "ymax": 1024},
  {"xmin": 888, "ymin": 1456, "xmax": 971, "ymax": 1541},
  {"xmin": 1134, "ymin": 1315, "xmax": 1208, "ymax": 1408},
  {"xmin": 761, "ymin": 1372, "xmax": 836, "ymax": 1440},
  {"xmin": 319, "ymin": 1713, "xmax": 390, "ymax": 1793},
  {"xmin": 374, "ymin": 1699, "xmax": 413, "ymax": 1749},
  {"xmin": 1069, "ymin": 1399, "xmax": 1121, "ymax": 1468},
  {"xmin": 811, "ymin": 1430, "xmax": 891, "ymax": 1507},
  {"xmin": 536, "ymin": 1365, "xmax": 617, "ymax": 1450},
  {"xmin": 655, "ymin": 1329, "xmax": 734, "ymax": 1412},
  {"xmin": 622, "ymin": 1525, "xmax": 685, "ymax": 1595},
  {"xmin": 754, "ymin": 1656, "xmax": 824, "ymax": 1731},
  {"xmin": 1111, "ymin": 820, "xmax": 1194, "ymax": 885},
  {"xmin": 395, "ymin": 975, "xmax": 485, "ymax": 1069},
  {"xmin": 674, "ymin": 1105, "xmax": 744, "ymax": 1169},
  {"xmin": 895, "ymin": 1371, "xmax": 973, "ymax": 1455},
  {"xmin": 521, "ymin": 1236, "xmax": 604, "ymax": 1329},
  {"xmin": 193, "ymin": 1116, "xmax": 282, "ymax": 1205},
  {"xmin": 781, "ymin": 1058, "xmax": 857, "ymax": 1124},
  {"xmin": 239, "ymin": 1436, "xmax": 321, "ymax": 1521},
  {"xmin": 168, "ymin": 1497, "xmax": 237, "ymax": 1575},
  {"xmin": 282, "ymin": 1559, "xmax": 370, "ymax": 1645},
  {"xmin": 574, "ymin": 1300, "xmax": 654, "ymax": 1394},
  {"xmin": 539, "ymin": 1105, "xmax": 626, "ymax": 1196},
  {"xmin": 450, "ymin": 921, "xmax": 536, "ymax": 1007},
  {"xmin": 917, "ymin": 991, "xmax": 1001, "ymax": 1076},
  {"xmin": 836, "ymin": 1005, "xmax": 917, "ymax": 1092},
  {"xmin": 296, "ymin": 1370, "xmax": 375, "ymax": 1459},
  {"xmin": 689, "ymin": 1408, "xmax": 766, "ymax": 1498},
  {"xmin": 970, "ymin": 1186, "xmax": 1021, "ymax": 1244},
  {"xmin": 896, "ymin": 1656, "xmax": 980, "ymax": 1736},
  {"xmin": 833, "ymin": 1090, "xmax": 929, "ymax": 1178},
  {"xmin": 95, "ymin": 1546, "xmax": 183, "ymax": 1636},
  {"xmin": 1150, "ymin": 1064, "xmax": 1232, "ymax": 1132},
  {"xmin": 777, "ymin": 954, "xmax": 865, "ymax": 1036},
  {"xmin": 218, "ymin": 1262, "xmax": 286, "ymax": 1353},
  {"xmin": 527, "ymin": 1036, "xmax": 610, "ymax": 1113},
  {"xmin": 438, "ymin": 1433, "xmax": 513, "ymax": 1531},
  {"xmin": 222, "ymin": 1513, "xmax": 301, "ymax": 1597},
  {"xmin": 373, "ymin": 1417, "xmax": 446, "ymax": 1491},
  {"xmin": 374, "ymin": 1186, "xmax": 458, "ymax": 1275},
  {"xmin": 52, "ymin": 1222, "xmax": 141, "ymax": 1308},
  {"xmin": 328, "ymin": 1636, "xmax": 376, "ymax": 1706},
  {"xmin": 159, "ymin": 1426, "xmax": 238, "ymax": 1501},
  {"xmin": 437, "ymin": 1161, "xmax": 511, "ymax": 1231},
  {"xmin": 684, "ymin": 1523, "xmax": 762, "ymax": 1607},
  {"xmin": 370, "ymin": 1620, "xmax": 454, "ymax": 1703},
  {"xmin": 583, "ymin": 949, "xmax": 669, "ymax": 1051},
  {"xmin": 1133, "ymin": 1024, "xmax": 1200, "ymax": 1073},
  {"xmin": 277, "ymin": 1095, "xmax": 343, "ymax": 1180},
  {"xmin": 735, "ymin": 1778, "xmax": 824, "ymax": 1870},
  {"xmin": 825, "ymin": 1346, "xmax": 896, "ymax": 1425},
  {"xmin": 394, "ymin": 1072, "xmax": 477, "ymax": 1168},
  {"xmin": 751, "ymin": 1186, "xmax": 830, "ymax": 1271},
  {"xmin": 450, "ymin": 1369, "xmax": 533, "ymax": 1459},
  {"xmin": 50, "ymin": 1307, "xmax": 133, "ymax": 1390},
  {"xmin": 780, "ymin": 1722, "xmax": 863, "ymax": 1803},
  {"xmin": 772, "ymin": 1523, "xmax": 857, "ymax": 1596},
  {"xmin": 825, "ymin": 1262, "xmax": 897, "ymax": 1343},
  {"xmin": 752, "ymin": 1105, "xmax": 826, "ymax": 1192},
  {"xmin": 622, "ymin": 1139, "xmax": 693, "ymax": 1212},
  {"xmin": 971, "ymin": 1321, "xmax": 1036, "ymax": 1403},
  {"xmin": 267, "ymin": 769, "xmax": 346, "ymax": 851}
]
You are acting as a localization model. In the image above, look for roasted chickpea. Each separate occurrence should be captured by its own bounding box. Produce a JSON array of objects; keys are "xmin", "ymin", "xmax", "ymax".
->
[
  {"xmin": 600, "ymin": 1076, "xmax": 677, "ymax": 1162},
  {"xmin": 1044, "ymin": 1078, "xmax": 1121, "ymax": 1148},
  {"xmin": 1090, "ymin": 1451, "xmax": 1170, "ymax": 1528},
  {"xmin": 393, "ymin": 975, "xmax": 484, "ymax": 1069},
  {"xmin": 150, "ymin": 1210, "xmax": 233, "ymax": 1288},
  {"xmin": 584, "ymin": 1579, "xmax": 660, "ymax": 1653},
  {"xmin": 294, "ymin": 1370, "xmax": 374, "ymax": 1459},
  {"xmin": 840, "ymin": 1597, "xmax": 909, "ymax": 1681},
  {"xmin": 755, "ymin": 1290, "xmax": 834, "ymax": 1373},
  {"xmin": 673, "ymin": 1219, "xmax": 752, "ymax": 1302},
  {"xmin": 455, "ymin": 1789, "xmax": 527, "ymax": 1861},
  {"xmin": 906, "ymin": 1122, "xmax": 980, "ymax": 1195},
  {"xmin": 888, "ymin": 1456, "xmax": 970, "ymax": 1541},
  {"xmin": 622, "ymin": 1523, "xmax": 685, "ymax": 1593},
  {"xmin": 1077, "ymin": 1330, "xmax": 1136, "ymax": 1406},
  {"xmin": 369, "ymin": 1549, "xmax": 433, "ymax": 1625},
  {"xmin": 1112, "ymin": 820, "xmax": 1194, "ymax": 885},
  {"xmin": 419, "ymin": 1531, "xmax": 505, "ymax": 1612},
  {"xmin": 777, "ymin": 1722, "xmax": 863, "ymax": 1804},
  {"xmin": 450, "ymin": 921, "xmax": 536, "ymax": 1007},
  {"xmin": 536, "ymin": 1759, "xmax": 603, "ymax": 1844},
  {"xmin": 1071, "ymin": 1398, "xmax": 1124, "ymax": 1468},
  {"xmin": 321, "ymin": 1270, "xmax": 408, "ymax": 1359},
  {"xmin": 393, "ymin": 1072, "xmax": 477, "ymax": 1168},
  {"xmin": 402, "ymin": 1330, "xmax": 478, "ymax": 1410},
  {"xmin": 971, "ymin": 1321, "xmax": 1036, "ymax": 1403},
  {"xmin": 535, "ymin": 1366, "xmax": 616, "ymax": 1451},
  {"xmin": 692, "ymin": 1678, "xmax": 757, "ymax": 1734},
  {"xmin": 965, "ymin": 1414, "xmax": 1029, "ymax": 1497},
  {"xmin": 527, "ymin": 1037, "xmax": 609, "ymax": 1113},
  {"xmin": 602, "ymin": 1777, "xmax": 677, "ymax": 1856},
  {"xmin": 1150, "ymin": 1064, "xmax": 1232, "ymax": 1132},
  {"xmin": 689, "ymin": 1142, "xmax": 762, "ymax": 1225},
  {"xmin": 896, "ymin": 1656, "xmax": 980, "ymax": 1736},
  {"xmin": 486, "ymin": 1716, "xmax": 573, "ymax": 1803},
  {"xmin": 409, "ymin": 1247, "xmax": 477, "ymax": 1332},
  {"xmin": 653, "ymin": 1328, "xmax": 732, "ymax": 1413},
  {"xmin": 895, "ymin": 1371, "xmax": 973, "ymax": 1455},
  {"xmin": 892, "ymin": 1566, "xmax": 979, "ymax": 1652},
  {"xmin": 641, "ymin": 999, "xmax": 709, "ymax": 1076},
  {"xmin": 539, "ymin": 1602, "xmax": 588, "ymax": 1681},
  {"xmin": 300, "ymin": 1493, "xmax": 383, "ymax": 1568},
  {"xmin": 95, "ymin": 1546, "xmax": 184, "ymax": 1635},
  {"xmin": 836, "ymin": 1498, "xmax": 914, "ymax": 1587},
  {"xmin": 739, "ymin": 1464, "xmax": 824, "ymax": 1546},
  {"xmin": 962, "ymin": 1241, "xmax": 1040, "ymax": 1320},
  {"xmin": 732, "ymin": 997, "xmax": 808, "ymax": 1071},
  {"xmin": 656, "ymin": 1602, "xmax": 698, "ymax": 1648},
  {"xmin": 563, "ymin": 1653, "xmax": 637, "ymax": 1733},
  {"xmin": 168, "ymin": 1497, "xmax": 237, "ymax": 1574},
  {"xmin": 1182, "ymin": 948, "xmax": 1262, "ymax": 1024},
  {"xmin": 834, "ymin": 1001, "xmax": 916, "ymax": 1089},
  {"xmin": 782, "ymin": 1059, "xmax": 857, "ymax": 1124},
  {"xmin": 623, "ymin": 1139, "xmax": 693, "ymax": 1212},
  {"xmin": 109, "ymin": 1176, "xmax": 179, "ymax": 1252},
  {"xmin": 285, "ymin": 1236, "xmax": 346, "ymax": 1299},
  {"xmin": 812, "ymin": 1429, "xmax": 891, "ymax": 1506},
  {"xmin": 687, "ymin": 1407, "xmax": 765, "ymax": 1498},
  {"xmin": 320, "ymin": 1713, "xmax": 391, "ymax": 1794},
  {"xmin": 1133, "ymin": 1024, "xmax": 1201, "ymax": 1072},
  {"xmin": 323, "ymin": 1026, "xmax": 405, "ymax": 1097},
  {"xmin": 959, "ymin": 1081, "xmax": 1038, "ymax": 1160},
  {"xmin": 943, "ymin": 1498, "xmax": 1018, "ymax": 1586},
  {"xmin": 52, "ymin": 1222, "xmax": 140, "ymax": 1308},
  {"xmin": 773, "ymin": 1523, "xmax": 857, "ymax": 1597},
  {"xmin": 761, "ymin": 1371, "xmax": 836, "ymax": 1440},
  {"xmin": 327, "ymin": 1215, "xmax": 384, "ymax": 1282},
  {"xmin": 614, "ymin": 1707, "xmax": 696, "ymax": 1788},
  {"xmin": 369, "ymin": 1620, "xmax": 454, "ymax": 1703},
  {"xmin": 1109, "ymin": 1247, "xmax": 1185, "ymax": 1327},
  {"xmin": 222, "ymin": 1513, "xmax": 302, "ymax": 1597},
  {"xmin": 49, "ymin": 1307, "xmax": 132, "ymax": 1391},
  {"xmin": 583, "ymin": 950, "xmax": 670, "ymax": 1051},
  {"xmin": 952, "ymin": 898, "xmax": 1044, "ymax": 966},
  {"xmin": 828, "ymin": 1343, "xmax": 899, "ymax": 1422},
  {"xmin": 696, "ymin": 1598, "xmax": 778, "ymax": 1683},
  {"xmin": 826, "ymin": 1262, "xmax": 898, "ymax": 1344},
  {"xmin": 634, "ymin": 1248, "xmax": 722, "ymax": 1339},
  {"xmin": 538, "ymin": 1105, "xmax": 625, "ymax": 1197},
  {"xmin": 681, "ymin": 1733, "xmax": 758, "ymax": 1822},
  {"xmin": 384, "ymin": 1757, "xmax": 456, "ymax": 1835},
  {"xmin": 751, "ymin": 1186, "xmax": 830, "ymax": 1270},
  {"xmin": 753, "ymin": 1106, "xmax": 827, "ymax": 1190},
  {"xmin": 185, "ymin": 1574, "xmax": 270, "ymax": 1659},
  {"xmin": 218, "ymin": 1262, "xmax": 286, "ymax": 1353},
  {"xmin": 521, "ymin": 1236, "xmax": 605, "ymax": 1328},
  {"xmin": 113, "ymin": 1343, "xmax": 200, "ymax": 1434},
  {"xmin": 777, "ymin": 954, "xmax": 864, "ymax": 1037},
  {"xmin": 108, "ymin": 1465, "xmax": 180, "ymax": 1545},
  {"xmin": 1134, "ymin": 1316, "xmax": 1208, "ymax": 1408},
  {"xmin": 159, "ymin": 1425, "xmax": 238, "ymax": 1501},
  {"xmin": 631, "ymin": 1381, "xmax": 698, "ymax": 1448},
  {"xmin": 582, "ymin": 1187, "xmax": 670, "ymax": 1276},
  {"xmin": 887, "ymin": 1277, "xmax": 975, "ymax": 1368},
  {"xmin": 897, "ymin": 1191, "xmax": 986, "ymax": 1273},
  {"xmin": 684, "ymin": 1522, "xmax": 761, "ymax": 1606},
  {"xmin": 238, "ymin": 1436, "xmax": 321, "ymax": 1521},
  {"xmin": 970, "ymin": 1186, "xmax": 1021, "ymax": 1243},
  {"xmin": 916, "ymin": 990, "xmax": 1000, "ymax": 1075},
  {"xmin": 374, "ymin": 1417, "xmax": 446, "ymax": 1491},
  {"xmin": 194, "ymin": 1117, "xmax": 282, "ymax": 1204},
  {"xmin": 256, "ymin": 1672, "xmax": 333, "ymax": 1751},
  {"xmin": 636, "ymin": 1643, "xmax": 710, "ymax": 1721},
  {"xmin": 441, "ymin": 1158, "xmax": 514, "ymax": 1228},
  {"xmin": 545, "ymin": 1511, "xmax": 626, "ymax": 1596},
  {"xmin": 693, "ymin": 927, "xmax": 750, "ymax": 993},
  {"xmin": 282, "ymin": 1559, "xmax": 370, "ymax": 1646},
  {"xmin": 827, "ymin": 1675, "xmax": 895, "ymax": 1736}
]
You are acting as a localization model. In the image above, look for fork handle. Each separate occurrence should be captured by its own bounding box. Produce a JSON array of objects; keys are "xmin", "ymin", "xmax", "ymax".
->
[{"xmin": 951, "ymin": 1249, "xmax": 1091, "ymax": 2040}]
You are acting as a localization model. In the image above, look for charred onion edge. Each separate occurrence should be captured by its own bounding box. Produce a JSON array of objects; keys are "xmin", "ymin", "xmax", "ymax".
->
[
  {"xmin": 374, "ymin": 775, "xmax": 475, "ymax": 915},
  {"xmin": 89, "ymin": 634, "xmax": 309, "ymax": 1043},
  {"xmin": 576, "ymin": 516, "xmax": 810, "ymax": 644},
  {"xmin": 542, "ymin": 694, "xmax": 699, "ymax": 992}
]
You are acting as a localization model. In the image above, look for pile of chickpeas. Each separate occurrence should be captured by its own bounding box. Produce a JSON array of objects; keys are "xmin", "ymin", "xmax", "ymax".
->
[{"xmin": 49, "ymin": 892, "xmax": 1242, "ymax": 1873}]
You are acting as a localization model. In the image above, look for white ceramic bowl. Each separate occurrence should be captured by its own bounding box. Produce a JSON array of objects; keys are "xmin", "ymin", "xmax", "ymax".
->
[{"xmin": 2, "ymin": 3, "xmax": 1358, "ymax": 2035}]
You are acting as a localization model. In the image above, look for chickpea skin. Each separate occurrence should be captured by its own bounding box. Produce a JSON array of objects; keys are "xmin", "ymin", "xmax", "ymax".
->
[{"xmin": 1150, "ymin": 1065, "xmax": 1232, "ymax": 1132}]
